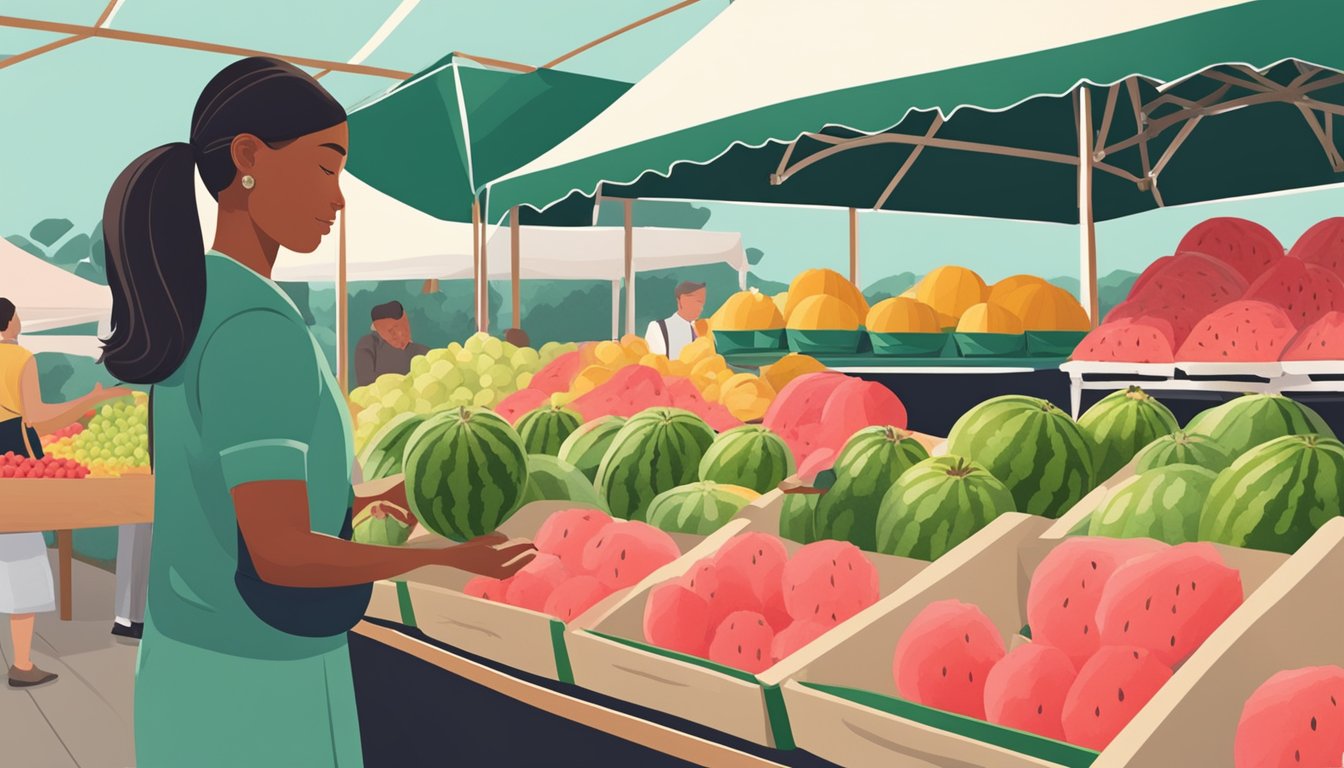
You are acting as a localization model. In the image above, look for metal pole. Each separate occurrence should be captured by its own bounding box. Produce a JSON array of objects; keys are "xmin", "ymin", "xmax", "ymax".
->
[
  {"xmin": 1077, "ymin": 88, "xmax": 1100, "ymax": 326},
  {"xmin": 611, "ymin": 280, "xmax": 620, "ymax": 341},
  {"xmin": 848, "ymin": 207, "xmax": 859, "ymax": 287},
  {"xmin": 337, "ymin": 208, "xmax": 349, "ymax": 393},
  {"xmin": 480, "ymin": 207, "xmax": 490, "ymax": 334},
  {"xmin": 510, "ymin": 206, "xmax": 521, "ymax": 330},
  {"xmin": 624, "ymin": 199, "xmax": 634, "ymax": 337},
  {"xmin": 471, "ymin": 200, "xmax": 481, "ymax": 332}
]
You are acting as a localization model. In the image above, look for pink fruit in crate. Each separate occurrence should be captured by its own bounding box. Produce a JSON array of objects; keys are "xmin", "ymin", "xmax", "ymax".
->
[
  {"xmin": 1244, "ymin": 258, "xmax": 1344, "ymax": 329},
  {"xmin": 570, "ymin": 366, "xmax": 670, "ymax": 421},
  {"xmin": 891, "ymin": 600, "xmax": 1006, "ymax": 719},
  {"xmin": 582, "ymin": 520, "xmax": 680, "ymax": 590},
  {"xmin": 464, "ymin": 576, "xmax": 508, "ymax": 603},
  {"xmin": 983, "ymin": 643, "xmax": 1078, "ymax": 741},
  {"xmin": 783, "ymin": 540, "xmax": 880, "ymax": 624},
  {"xmin": 1290, "ymin": 217, "xmax": 1344, "ymax": 279},
  {"xmin": 715, "ymin": 533, "xmax": 789, "ymax": 603},
  {"xmin": 666, "ymin": 377, "xmax": 745, "ymax": 432},
  {"xmin": 504, "ymin": 553, "xmax": 570, "ymax": 612},
  {"xmin": 535, "ymin": 507, "xmax": 611, "ymax": 571},
  {"xmin": 495, "ymin": 388, "xmax": 549, "ymax": 425},
  {"xmin": 1062, "ymin": 645, "xmax": 1172, "ymax": 750},
  {"xmin": 1028, "ymin": 537, "xmax": 1169, "ymax": 670},
  {"xmin": 1283, "ymin": 311, "xmax": 1344, "ymax": 362},
  {"xmin": 680, "ymin": 558, "xmax": 762, "ymax": 630},
  {"xmin": 1175, "ymin": 300, "xmax": 1298, "ymax": 362},
  {"xmin": 1235, "ymin": 666, "xmax": 1344, "ymax": 768},
  {"xmin": 543, "ymin": 575, "xmax": 612, "ymax": 623},
  {"xmin": 1096, "ymin": 542, "xmax": 1243, "ymax": 668},
  {"xmin": 531, "ymin": 350, "xmax": 584, "ymax": 396},
  {"xmin": 819, "ymin": 376, "xmax": 909, "ymax": 440},
  {"xmin": 1113, "ymin": 252, "xmax": 1247, "ymax": 345},
  {"xmin": 644, "ymin": 582, "xmax": 711, "ymax": 656},
  {"xmin": 771, "ymin": 620, "xmax": 831, "ymax": 663},
  {"xmin": 763, "ymin": 372, "xmax": 849, "ymax": 468},
  {"xmin": 708, "ymin": 610, "xmax": 775, "ymax": 674},
  {"xmin": 1175, "ymin": 217, "xmax": 1285, "ymax": 284},
  {"xmin": 1071, "ymin": 316, "xmax": 1176, "ymax": 364}
]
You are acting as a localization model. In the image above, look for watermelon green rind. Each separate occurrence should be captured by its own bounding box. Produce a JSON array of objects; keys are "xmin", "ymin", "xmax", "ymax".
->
[
  {"xmin": 358, "ymin": 412, "xmax": 427, "ymax": 480},
  {"xmin": 352, "ymin": 508, "xmax": 413, "ymax": 546},
  {"xmin": 1199, "ymin": 434, "xmax": 1344, "ymax": 554},
  {"xmin": 518, "ymin": 454, "xmax": 605, "ymax": 510},
  {"xmin": 698, "ymin": 425, "xmax": 795, "ymax": 493},
  {"xmin": 876, "ymin": 456, "xmax": 1014, "ymax": 561},
  {"xmin": 516, "ymin": 405, "xmax": 582, "ymax": 456},
  {"xmin": 557, "ymin": 415, "xmax": 625, "ymax": 482},
  {"xmin": 779, "ymin": 492, "xmax": 819, "ymax": 544},
  {"xmin": 1078, "ymin": 387, "xmax": 1179, "ymax": 481},
  {"xmin": 1185, "ymin": 394, "xmax": 1336, "ymax": 455},
  {"xmin": 815, "ymin": 426, "xmax": 930, "ymax": 551},
  {"xmin": 595, "ymin": 408, "xmax": 715, "ymax": 521},
  {"xmin": 1087, "ymin": 464, "xmax": 1216, "ymax": 544},
  {"xmin": 404, "ymin": 407, "xmax": 530, "ymax": 542},
  {"xmin": 946, "ymin": 396, "xmax": 1098, "ymax": 519},
  {"xmin": 645, "ymin": 481, "xmax": 756, "ymax": 535},
  {"xmin": 1133, "ymin": 431, "xmax": 1233, "ymax": 473}
]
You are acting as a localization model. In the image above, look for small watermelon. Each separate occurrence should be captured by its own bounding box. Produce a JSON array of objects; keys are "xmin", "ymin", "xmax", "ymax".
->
[
  {"xmin": 779, "ymin": 492, "xmax": 819, "ymax": 545},
  {"xmin": 1185, "ymin": 393, "xmax": 1336, "ymax": 456},
  {"xmin": 504, "ymin": 553, "xmax": 570, "ymax": 612},
  {"xmin": 708, "ymin": 610, "xmax": 775, "ymax": 674},
  {"xmin": 679, "ymin": 557, "xmax": 762, "ymax": 631},
  {"xmin": 595, "ymin": 407, "xmax": 715, "ymax": 521},
  {"xmin": 516, "ymin": 405, "xmax": 582, "ymax": 456},
  {"xmin": 1087, "ymin": 465, "xmax": 1217, "ymax": 544},
  {"xmin": 983, "ymin": 643, "xmax": 1078, "ymax": 741},
  {"xmin": 1133, "ymin": 431, "xmax": 1233, "ymax": 473},
  {"xmin": 698, "ymin": 425, "xmax": 795, "ymax": 494},
  {"xmin": 644, "ymin": 582, "xmax": 711, "ymax": 657},
  {"xmin": 1062, "ymin": 645, "xmax": 1173, "ymax": 750},
  {"xmin": 1078, "ymin": 386, "xmax": 1179, "ymax": 480},
  {"xmin": 645, "ymin": 481, "xmax": 758, "ymax": 535},
  {"xmin": 891, "ymin": 600, "xmax": 1006, "ymax": 719},
  {"xmin": 876, "ymin": 456, "xmax": 1013, "ymax": 561},
  {"xmin": 357, "ymin": 412, "xmax": 428, "ymax": 480},
  {"xmin": 782, "ymin": 540, "xmax": 880, "ymax": 624},
  {"xmin": 518, "ymin": 455, "xmax": 605, "ymax": 510},
  {"xmin": 815, "ymin": 425, "xmax": 929, "ymax": 550},
  {"xmin": 1235, "ymin": 666, "xmax": 1344, "ymax": 768},
  {"xmin": 557, "ymin": 415, "xmax": 626, "ymax": 482},
  {"xmin": 581, "ymin": 521, "xmax": 680, "ymax": 591}
]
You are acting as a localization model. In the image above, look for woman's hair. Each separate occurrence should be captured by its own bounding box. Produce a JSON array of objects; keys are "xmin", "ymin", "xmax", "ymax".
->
[
  {"xmin": 101, "ymin": 57, "xmax": 346, "ymax": 383},
  {"xmin": 0, "ymin": 298, "xmax": 14, "ymax": 332}
]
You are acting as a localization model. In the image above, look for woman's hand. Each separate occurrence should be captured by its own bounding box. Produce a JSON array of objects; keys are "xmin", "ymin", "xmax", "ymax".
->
[
  {"xmin": 434, "ymin": 533, "xmax": 536, "ymax": 579},
  {"xmin": 354, "ymin": 473, "xmax": 409, "ymax": 512},
  {"xmin": 91, "ymin": 383, "xmax": 134, "ymax": 403}
]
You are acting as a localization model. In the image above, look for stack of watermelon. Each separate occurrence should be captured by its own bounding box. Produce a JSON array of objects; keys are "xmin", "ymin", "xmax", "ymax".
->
[
  {"xmin": 464, "ymin": 507, "xmax": 681, "ymax": 623},
  {"xmin": 891, "ymin": 538, "xmax": 1244, "ymax": 751},
  {"xmin": 643, "ymin": 533, "xmax": 880, "ymax": 673},
  {"xmin": 1073, "ymin": 216, "xmax": 1344, "ymax": 364}
]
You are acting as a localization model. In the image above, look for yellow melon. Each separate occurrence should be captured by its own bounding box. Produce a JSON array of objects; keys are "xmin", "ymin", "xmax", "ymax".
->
[
  {"xmin": 620, "ymin": 334, "xmax": 651, "ymax": 358},
  {"xmin": 784, "ymin": 268, "xmax": 868, "ymax": 322},
  {"xmin": 667, "ymin": 360, "xmax": 691, "ymax": 378},
  {"xmin": 915, "ymin": 266, "xmax": 988, "ymax": 325},
  {"xmin": 987, "ymin": 274, "xmax": 1051, "ymax": 304},
  {"xmin": 639, "ymin": 353, "xmax": 671, "ymax": 375},
  {"xmin": 786, "ymin": 294, "xmax": 861, "ymax": 331},
  {"xmin": 694, "ymin": 319, "xmax": 710, "ymax": 338},
  {"xmin": 570, "ymin": 365, "xmax": 616, "ymax": 396},
  {"xmin": 679, "ymin": 335, "xmax": 717, "ymax": 364},
  {"xmin": 865, "ymin": 297, "xmax": 942, "ymax": 333},
  {"xmin": 711, "ymin": 287, "xmax": 786, "ymax": 331},
  {"xmin": 772, "ymin": 292, "xmax": 789, "ymax": 317},
  {"xmin": 701, "ymin": 381, "xmax": 722, "ymax": 403},
  {"xmin": 957, "ymin": 302, "xmax": 1024, "ymax": 334},
  {"xmin": 998, "ymin": 283, "xmax": 1091, "ymax": 332},
  {"xmin": 719, "ymin": 373, "xmax": 776, "ymax": 422},
  {"xmin": 593, "ymin": 340, "xmax": 627, "ymax": 367},
  {"xmin": 762, "ymin": 353, "xmax": 827, "ymax": 393},
  {"xmin": 691, "ymin": 355, "xmax": 728, "ymax": 380}
]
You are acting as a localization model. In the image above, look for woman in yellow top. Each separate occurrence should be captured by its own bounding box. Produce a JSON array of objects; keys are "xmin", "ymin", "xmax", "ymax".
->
[{"xmin": 0, "ymin": 297, "xmax": 130, "ymax": 687}]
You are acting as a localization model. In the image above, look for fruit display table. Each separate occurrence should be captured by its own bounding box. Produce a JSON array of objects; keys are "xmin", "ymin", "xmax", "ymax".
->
[
  {"xmin": 725, "ymin": 351, "xmax": 1070, "ymax": 373},
  {"xmin": 0, "ymin": 476, "xmax": 153, "ymax": 620}
]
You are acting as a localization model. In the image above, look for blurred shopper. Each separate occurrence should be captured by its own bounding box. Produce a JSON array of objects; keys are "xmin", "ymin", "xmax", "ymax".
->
[
  {"xmin": 354, "ymin": 300, "xmax": 429, "ymax": 386},
  {"xmin": 645, "ymin": 281, "xmax": 707, "ymax": 358}
]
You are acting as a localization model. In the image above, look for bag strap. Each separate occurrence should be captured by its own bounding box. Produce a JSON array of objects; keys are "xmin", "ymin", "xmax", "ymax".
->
[
  {"xmin": 147, "ymin": 385, "xmax": 154, "ymax": 472},
  {"xmin": 656, "ymin": 319, "xmax": 669, "ymax": 354}
]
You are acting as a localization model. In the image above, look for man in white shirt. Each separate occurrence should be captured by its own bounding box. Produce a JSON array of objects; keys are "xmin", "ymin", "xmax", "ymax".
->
[{"xmin": 645, "ymin": 281, "xmax": 707, "ymax": 359}]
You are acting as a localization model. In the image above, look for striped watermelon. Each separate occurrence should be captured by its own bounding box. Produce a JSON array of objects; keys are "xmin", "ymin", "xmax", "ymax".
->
[
  {"xmin": 404, "ymin": 407, "xmax": 530, "ymax": 541},
  {"xmin": 1199, "ymin": 434, "xmax": 1344, "ymax": 554},
  {"xmin": 557, "ymin": 415, "xmax": 625, "ymax": 482},
  {"xmin": 1185, "ymin": 393, "xmax": 1336, "ymax": 455},
  {"xmin": 1134, "ymin": 431, "xmax": 1233, "ymax": 473},
  {"xmin": 1088, "ymin": 464, "xmax": 1217, "ymax": 544},
  {"xmin": 518, "ymin": 454, "xmax": 605, "ymax": 510},
  {"xmin": 646, "ymin": 481, "xmax": 759, "ymax": 535},
  {"xmin": 698, "ymin": 425, "xmax": 795, "ymax": 494},
  {"xmin": 596, "ymin": 408, "xmax": 715, "ymax": 521},
  {"xmin": 357, "ymin": 412, "xmax": 427, "ymax": 480},
  {"xmin": 1078, "ymin": 387, "xmax": 1179, "ymax": 480},
  {"xmin": 815, "ymin": 426, "xmax": 929, "ymax": 551},
  {"xmin": 516, "ymin": 405, "xmax": 582, "ymax": 456},
  {"xmin": 946, "ymin": 395, "xmax": 1098, "ymax": 518},
  {"xmin": 875, "ymin": 456, "xmax": 1013, "ymax": 560},
  {"xmin": 779, "ymin": 492, "xmax": 819, "ymax": 544}
]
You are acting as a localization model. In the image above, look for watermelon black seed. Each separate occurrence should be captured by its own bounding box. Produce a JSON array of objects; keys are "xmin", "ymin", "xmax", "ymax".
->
[
  {"xmin": 1312, "ymin": 716, "xmax": 1318, "ymax": 731},
  {"xmin": 1175, "ymin": 584, "xmax": 1180, "ymax": 596},
  {"xmin": 1094, "ymin": 706, "xmax": 1101, "ymax": 717},
  {"xmin": 1146, "ymin": 597, "xmax": 1152, "ymax": 610},
  {"xmin": 756, "ymin": 649, "xmax": 762, "ymax": 660},
  {"xmin": 562, "ymin": 529, "xmax": 569, "ymax": 539},
  {"xmin": 1170, "ymin": 635, "xmax": 1177, "ymax": 647},
  {"xmin": 829, "ymin": 574, "xmax": 835, "ymax": 587},
  {"xmin": 1082, "ymin": 579, "xmax": 1087, "ymax": 589},
  {"xmin": 1172, "ymin": 605, "xmax": 1177, "ymax": 614},
  {"xmin": 1084, "ymin": 624, "xmax": 1090, "ymax": 635},
  {"xmin": 1333, "ymin": 696, "xmax": 1338, "ymax": 706},
  {"xmin": 1037, "ymin": 705, "xmax": 1043, "ymax": 715},
  {"xmin": 737, "ymin": 644, "xmax": 742, "ymax": 653},
  {"xmin": 1133, "ymin": 651, "xmax": 1140, "ymax": 659},
  {"xmin": 964, "ymin": 633, "xmax": 970, "ymax": 643},
  {"xmin": 1091, "ymin": 560, "xmax": 1098, "ymax": 570},
  {"xmin": 1192, "ymin": 581, "xmax": 1197, "ymax": 591},
  {"xmin": 1118, "ymin": 688, "xmax": 1125, "ymax": 702},
  {"xmin": 620, "ymin": 549, "xmax": 627, "ymax": 561},
  {"xmin": 968, "ymin": 672, "xmax": 974, "ymax": 683},
  {"xmin": 1123, "ymin": 620, "xmax": 1130, "ymax": 633},
  {"xmin": 1063, "ymin": 597, "xmax": 1070, "ymax": 609},
  {"xmin": 1295, "ymin": 749, "xmax": 1300, "ymax": 762},
  {"xmin": 942, "ymin": 666, "xmax": 948, "ymax": 677}
]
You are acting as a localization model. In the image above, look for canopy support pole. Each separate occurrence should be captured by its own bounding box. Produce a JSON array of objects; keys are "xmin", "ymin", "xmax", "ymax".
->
[
  {"xmin": 1077, "ymin": 88, "xmax": 1099, "ymax": 328},
  {"xmin": 848, "ymin": 207, "xmax": 859, "ymax": 287},
  {"xmin": 480, "ymin": 206, "xmax": 490, "ymax": 334},
  {"xmin": 623, "ymin": 199, "xmax": 635, "ymax": 338},
  {"xmin": 337, "ymin": 208, "xmax": 349, "ymax": 393},
  {"xmin": 510, "ymin": 206, "xmax": 521, "ymax": 330},
  {"xmin": 611, "ymin": 281, "xmax": 621, "ymax": 341},
  {"xmin": 471, "ymin": 200, "xmax": 482, "ymax": 333}
]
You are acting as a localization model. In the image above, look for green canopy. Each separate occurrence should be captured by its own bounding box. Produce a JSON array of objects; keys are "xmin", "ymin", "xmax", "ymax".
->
[
  {"xmin": 488, "ymin": 0, "xmax": 1344, "ymax": 224},
  {"xmin": 346, "ymin": 54, "xmax": 629, "ymax": 222}
]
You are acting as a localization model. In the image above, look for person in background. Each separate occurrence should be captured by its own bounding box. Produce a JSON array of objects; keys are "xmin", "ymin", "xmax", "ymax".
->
[
  {"xmin": 644, "ymin": 281, "xmax": 707, "ymax": 359},
  {"xmin": 0, "ymin": 298, "xmax": 130, "ymax": 686},
  {"xmin": 112, "ymin": 523, "xmax": 151, "ymax": 640},
  {"xmin": 504, "ymin": 328, "xmax": 530, "ymax": 348},
  {"xmin": 354, "ymin": 301, "xmax": 429, "ymax": 387}
]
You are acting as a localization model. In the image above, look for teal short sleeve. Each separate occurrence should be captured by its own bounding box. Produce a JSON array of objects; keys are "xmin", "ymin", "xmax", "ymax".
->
[{"xmin": 198, "ymin": 309, "xmax": 321, "ymax": 489}]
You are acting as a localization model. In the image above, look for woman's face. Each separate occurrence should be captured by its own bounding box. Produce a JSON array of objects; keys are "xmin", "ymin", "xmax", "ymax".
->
[{"xmin": 242, "ymin": 122, "xmax": 349, "ymax": 254}]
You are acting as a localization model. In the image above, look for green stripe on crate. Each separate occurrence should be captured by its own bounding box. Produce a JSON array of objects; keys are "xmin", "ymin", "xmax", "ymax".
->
[
  {"xmin": 395, "ymin": 581, "xmax": 417, "ymax": 628},
  {"xmin": 587, "ymin": 630, "xmax": 797, "ymax": 749},
  {"xmin": 550, "ymin": 619, "xmax": 575, "ymax": 685},
  {"xmin": 801, "ymin": 683, "xmax": 1099, "ymax": 768}
]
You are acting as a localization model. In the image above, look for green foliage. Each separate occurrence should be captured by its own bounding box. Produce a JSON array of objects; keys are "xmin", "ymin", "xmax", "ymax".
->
[
  {"xmin": 864, "ymin": 272, "xmax": 919, "ymax": 303},
  {"xmin": 52, "ymin": 234, "xmax": 90, "ymax": 268},
  {"xmin": 746, "ymin": 247, "xmax": 765, "ymax": 265},
  {"xmin": 30, "ymin": 218, "xmax": 73, "ymax": 247},
  {"xmin": 6, "ymin": 235, "xmax": 45, "ymax": 258}
]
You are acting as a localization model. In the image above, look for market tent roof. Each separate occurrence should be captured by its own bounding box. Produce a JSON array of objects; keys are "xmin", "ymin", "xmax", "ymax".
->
[
  {"xmin": 347, "ymin": 54, "xmax": 630, "ymax": 222},
  {"xmin": 488, "ymin": 0, "xmax": 1344, "ymax": 224},
  {"xmin": 461, "ymin": 226, "xmax": 748, "ymax": 282},
  {"xmin": 1, "ymin": 237, "xmax": 111, "ymax": 333}
]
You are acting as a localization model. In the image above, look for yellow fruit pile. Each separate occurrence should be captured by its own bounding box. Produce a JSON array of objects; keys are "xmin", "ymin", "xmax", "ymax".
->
[{"xmin": 880, "ymin": 267, "xmax": 1089, "ymax": 334}]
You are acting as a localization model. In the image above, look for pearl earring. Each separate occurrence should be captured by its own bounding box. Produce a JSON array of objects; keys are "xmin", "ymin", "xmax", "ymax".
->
[{"xmin": 241, "ymin": 175, "xmax": 255, "ymax": 190}]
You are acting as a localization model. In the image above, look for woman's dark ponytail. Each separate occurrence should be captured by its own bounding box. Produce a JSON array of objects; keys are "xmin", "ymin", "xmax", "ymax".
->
[{"xmin": 100, "ymin": 56, "xmax": 346, "ymax": 384}]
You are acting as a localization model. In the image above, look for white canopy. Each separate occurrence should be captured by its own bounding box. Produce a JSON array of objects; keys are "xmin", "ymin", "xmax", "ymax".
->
[{"xmin": 1, "ymin": 237, "xmax": 112, "ymax": 333}]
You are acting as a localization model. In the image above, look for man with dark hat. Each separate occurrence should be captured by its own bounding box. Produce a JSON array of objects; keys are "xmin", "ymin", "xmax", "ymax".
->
[{"xmin": 354, "ymin": 301, "xmax": 429, "ymax": 387}]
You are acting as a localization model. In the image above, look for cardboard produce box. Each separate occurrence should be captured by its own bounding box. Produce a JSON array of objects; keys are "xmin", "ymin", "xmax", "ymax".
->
[
  {"xmin": 564, "ymin": 488, "xmax": 940, "ymax": 748},
  {"xmin": 364, "ymin": 580, "xmax": 407, "ymax": 625},
  {"xmin": 399, "ymin": 500, "xmax": 734, "ymax": 683},
  {"xmin": 780, "ymin": 508, "xmax": 1296, "ymax": 768}
]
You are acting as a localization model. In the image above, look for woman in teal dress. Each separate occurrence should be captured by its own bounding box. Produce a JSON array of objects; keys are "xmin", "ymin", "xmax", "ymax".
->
[{"xmin": 100, "ymin": 57, "xmax": 535, "ymax": 767}]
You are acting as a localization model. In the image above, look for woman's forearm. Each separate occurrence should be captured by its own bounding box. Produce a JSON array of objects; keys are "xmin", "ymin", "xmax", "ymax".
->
[
  {"xmin": 251, "ymin": 530, "xmax": 441, "ymax": 587},
  {"xmin": 29, "ymin": 394, "xmax": 98, "ymax": 435}
]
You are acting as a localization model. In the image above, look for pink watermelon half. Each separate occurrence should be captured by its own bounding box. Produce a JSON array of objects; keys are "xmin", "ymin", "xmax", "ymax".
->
[
  {"xmin": 1289, "ymin": 217, "xmax": 1344, "ymax": 279},
  {"xmin": 1062, "ymin": 645, "xmax": 1172, "ymax": 750},
  {"xmin": 1282, "ymin": 311, "xmax": 1344, "ymax": 362},
  {"xmin": 1116, "ymin": 253, "xmax": 1248, "ymax": 344},
  {"xmin": 1175, "ymin": 300, "xmax": 1299, "ymax": 362},
  {"xmin": 1071, "ymin": 317, "xmax": 1177, "ymax": 364},
  {"xmin": 983, "ymin": 643, "xmax": 1078, "ymax": 741},
  {"xmin": 1235, "ymin": 666, "xmax": 1344, "ymax": 768},
  {"xmin": 1243, "ymin": 257, "xmax": 1344, "ymax": 329},
  {"xmin": 1175, "ymin": 217, "xmax": 1285, "ymax": 283},
  {"xmin": 495, "ymin": 388, "xmax": 549, "ymax": 425},
  {"xmin": 568, "ymin": 365, "xmax": 671, "ymax": 421},
  {"xmin": 891, "ymin": 599, "xmax": 1006, "ymax": 719},
  {"xmin": 531, "ymin": 349, "xmax": 585, "ymax": 395}
]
